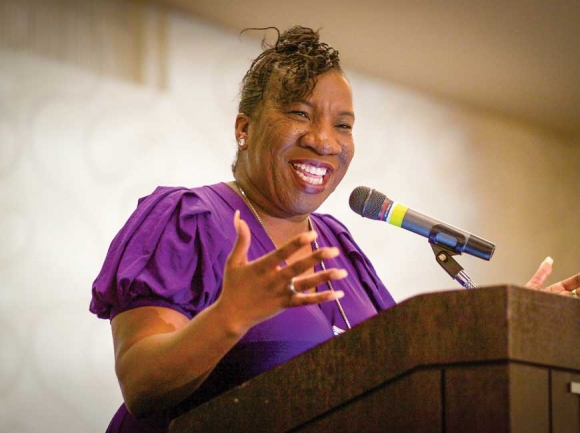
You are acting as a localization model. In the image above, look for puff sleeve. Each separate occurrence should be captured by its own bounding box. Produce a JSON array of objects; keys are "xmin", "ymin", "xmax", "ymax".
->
[{"xmin": 90, "ymin": 186, "xmax": 233, "ymax": 320}]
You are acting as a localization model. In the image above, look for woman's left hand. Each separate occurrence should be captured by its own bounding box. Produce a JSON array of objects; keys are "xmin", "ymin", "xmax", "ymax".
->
[{"xmin": 525, "ymin": 256, "xmax": 580, "ymax": 298}]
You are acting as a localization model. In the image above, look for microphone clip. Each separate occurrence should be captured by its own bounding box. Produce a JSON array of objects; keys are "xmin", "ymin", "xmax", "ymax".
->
[{"xmin": 430, "ymin": 244, "xmax": 479, "ymax": 289}]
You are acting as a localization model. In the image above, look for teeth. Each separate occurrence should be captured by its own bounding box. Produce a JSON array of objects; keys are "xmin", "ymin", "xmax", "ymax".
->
[
  {"xmin": 292, "ymin": 163, "xmax": 328, "ymax": 186},
  {"xmin": 293, "ymin": 163, "xmax": 328, "ymax": 176},
  {"xmin": 296, "ymin": 171, "xmax": 323, "ymax": 185}
]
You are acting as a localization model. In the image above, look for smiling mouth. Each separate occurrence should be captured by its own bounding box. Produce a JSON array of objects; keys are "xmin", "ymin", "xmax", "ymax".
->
[{"xmin": 291, "ymin": 163, "xmax": 329, "ymax": 186}]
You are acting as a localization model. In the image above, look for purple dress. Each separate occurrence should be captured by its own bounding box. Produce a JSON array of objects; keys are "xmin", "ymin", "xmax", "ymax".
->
[{"xmin": 90, "ymin": 182, "xmax": 396, "ymax": 432}]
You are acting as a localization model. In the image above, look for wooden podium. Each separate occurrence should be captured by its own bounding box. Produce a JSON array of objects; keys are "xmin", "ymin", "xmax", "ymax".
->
[{"xmin": 170, "ymin": 285, "xmax": 580, "ymax": 432}]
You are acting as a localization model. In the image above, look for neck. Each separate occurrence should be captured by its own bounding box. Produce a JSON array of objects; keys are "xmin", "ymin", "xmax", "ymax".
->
[{"xmin": 230, "ymin": 180, "xmax": 311, "ymax": 246}]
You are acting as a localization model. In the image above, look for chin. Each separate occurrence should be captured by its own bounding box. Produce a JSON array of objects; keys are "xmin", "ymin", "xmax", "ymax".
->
[{"xmin": 292, "ymin": 193, "xmax": 331, "ymax": 215}]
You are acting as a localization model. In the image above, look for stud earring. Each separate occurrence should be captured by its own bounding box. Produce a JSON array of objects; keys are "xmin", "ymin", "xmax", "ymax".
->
[{"xmin": 238, "ymin": 138, "xmax": 246, "ymax": 148}]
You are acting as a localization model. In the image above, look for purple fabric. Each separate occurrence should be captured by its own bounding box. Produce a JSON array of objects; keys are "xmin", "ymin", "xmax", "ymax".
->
[{"xmin": 91, "ymin": 182, "xmax": 396, "ymax": 433}]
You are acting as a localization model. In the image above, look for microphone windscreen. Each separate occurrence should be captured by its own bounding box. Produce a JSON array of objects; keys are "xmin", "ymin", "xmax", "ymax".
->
[{"xmin": 349, "ymin": 186, "xmax": 387, "ymax": 220}]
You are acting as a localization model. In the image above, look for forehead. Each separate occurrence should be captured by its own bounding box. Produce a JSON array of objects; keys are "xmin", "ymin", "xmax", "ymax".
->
[
  {"xmin": 264, "ymin": 70, "xmax": 353, "ymax": 111},
  {"xmin": 309, "ymin": 71, "xmax": 353, "ymax": 105}
]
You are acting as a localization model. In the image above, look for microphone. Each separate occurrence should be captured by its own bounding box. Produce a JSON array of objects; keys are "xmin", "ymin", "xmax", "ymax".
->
[{"xmin": 349, "ymin": 186, "xmax": 495, "ymax": 260}]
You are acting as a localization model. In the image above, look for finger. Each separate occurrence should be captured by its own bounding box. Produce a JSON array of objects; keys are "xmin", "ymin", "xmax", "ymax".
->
[
  {"xmin": 226, "ymin": 210, "xmax": 251, "ymax": 267},
  {"xmin": 261, "ymin": 231, "xmax": 319, "ymax": 267},
  {"xmin": 289, "ymin": 289, "xmax": 345, "ymax": 307},
  {"xmin": 557, "ymin": 272, "xmax": 580, "ymax": 292},
  {"xmin": 277, "ymin": 246, "xmax": 341, "ymax": 280},
  {"xmin": 525, "ymin": 256, "xmax": 553, "ymax": 290},
  {"xmin": 290, "ymin": 269, "xmax": 348, "ymax": 293}
]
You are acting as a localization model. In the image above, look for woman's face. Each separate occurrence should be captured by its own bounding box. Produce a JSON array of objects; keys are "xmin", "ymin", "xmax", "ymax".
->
[{"xmin": 237, "ymin": 70, "xmax": 355, "ymax": 218}]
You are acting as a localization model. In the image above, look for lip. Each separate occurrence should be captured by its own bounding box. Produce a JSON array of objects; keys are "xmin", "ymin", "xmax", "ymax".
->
[{"xmin": 289, "ymin": 159, "xmax": 335, "ymax": 191}]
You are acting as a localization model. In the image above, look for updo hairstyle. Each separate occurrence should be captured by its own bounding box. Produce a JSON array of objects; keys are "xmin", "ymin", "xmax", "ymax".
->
[{"xmin": 238, "ymin": 26, "xmax": 342, "ymax": 118}]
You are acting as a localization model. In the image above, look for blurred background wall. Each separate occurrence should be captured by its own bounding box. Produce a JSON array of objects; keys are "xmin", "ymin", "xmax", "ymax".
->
[{"xmin": 0, "ymin": 0, "xmax": 578, "ymax": 431}]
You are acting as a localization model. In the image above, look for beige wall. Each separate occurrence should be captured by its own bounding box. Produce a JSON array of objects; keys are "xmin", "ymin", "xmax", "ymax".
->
[{"xmin": 1, "ymin": 1, "xmax": 579, "ymax": 431}]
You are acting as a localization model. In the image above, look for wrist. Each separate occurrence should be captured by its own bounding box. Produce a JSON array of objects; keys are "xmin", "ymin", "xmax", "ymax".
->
[{"xmin": 207, "ymin": 299, "xmax": 254, "ymax": 339}]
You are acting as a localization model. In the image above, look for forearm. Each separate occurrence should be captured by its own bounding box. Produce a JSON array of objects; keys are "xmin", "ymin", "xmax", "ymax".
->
[{"xmin": 114, "ymin": 302, "xmax": 251, "ymax": 417}]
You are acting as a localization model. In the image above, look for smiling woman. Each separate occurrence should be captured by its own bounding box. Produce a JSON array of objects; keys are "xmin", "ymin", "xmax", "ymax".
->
[{"xmin": 89, "ymin": 25, "xmax": 396, "ymax": 433}]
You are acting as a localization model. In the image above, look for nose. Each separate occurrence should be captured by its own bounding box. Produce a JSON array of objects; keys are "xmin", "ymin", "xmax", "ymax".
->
[{"xmin": 300, "ymin": 122, "xmax": 341, "ymax": 155}]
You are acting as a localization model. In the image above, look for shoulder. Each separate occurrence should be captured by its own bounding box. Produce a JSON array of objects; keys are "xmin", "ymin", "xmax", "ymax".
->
[
  {"xmin": 311, "ymin": 211, "xmax": 373, "ymax": 258},
  {"xmin": 310, "ymin": 212, "xmax": 352, "ymax": 239},
  {"xmin": 113, "ymin": 182, "xmax": 239, "ymax": 261},
  {"xmin": 135, "ymin": 184, "xmax": 221, "ymax": 214},
  {"xmin": 311, "ymin": 211, "xmax": 347, "ymax": 228},
  {"xmin": 90, "ymin": 183, "xmax": 237, "ymax": 320},
  {"xmin": 129, "ymin": 183, "xmax": 235, "ymax": 231}
]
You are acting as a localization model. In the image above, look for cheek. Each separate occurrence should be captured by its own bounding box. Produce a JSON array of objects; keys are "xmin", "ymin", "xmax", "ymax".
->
[
  {"xmin": 262, "ymin": 121, "xmax": 296, "ymax": 148},
  {"xmin": 340, "ymin": 139, "xmax": 355, "ymax": 167}
]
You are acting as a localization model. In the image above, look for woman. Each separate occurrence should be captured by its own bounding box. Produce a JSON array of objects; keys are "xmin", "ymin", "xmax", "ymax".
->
[
  {"xmin": 90, "ymin": 26, "xmax": 579, "ymax": 433},
  {"xmin": 91, "ymin": 26, "xmax": 395, "ymax": 432}
]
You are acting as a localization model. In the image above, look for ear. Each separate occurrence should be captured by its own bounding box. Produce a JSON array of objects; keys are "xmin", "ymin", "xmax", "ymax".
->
[{"xmin": 235, "ymin": 113, "xmax": 250, "ymax": 148}]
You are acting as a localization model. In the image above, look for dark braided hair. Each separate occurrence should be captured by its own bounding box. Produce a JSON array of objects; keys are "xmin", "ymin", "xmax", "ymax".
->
[{"xmin": 238, "ymin": 26, "xmax": 342, "ymax": 118}]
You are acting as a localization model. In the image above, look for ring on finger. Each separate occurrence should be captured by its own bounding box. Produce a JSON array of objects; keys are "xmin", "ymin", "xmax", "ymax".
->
[
  {"xmin": 288, "ymin": 278, "xmax": 298, "ymax": 295},
  {"xmin": 572, "ymin": 289, "xmax": 579, "ymax": 299}
]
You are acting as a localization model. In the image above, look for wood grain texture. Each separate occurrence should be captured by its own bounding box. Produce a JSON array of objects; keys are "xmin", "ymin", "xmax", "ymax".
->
[{"xmin": 170, "ymin": 286, "xmax": 580, "ymax": 432}]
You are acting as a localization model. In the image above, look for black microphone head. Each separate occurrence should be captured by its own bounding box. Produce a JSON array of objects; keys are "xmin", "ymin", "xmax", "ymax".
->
[{"xmin": 349, "ymin": 186, "xmax": 387, "ymax": 220}]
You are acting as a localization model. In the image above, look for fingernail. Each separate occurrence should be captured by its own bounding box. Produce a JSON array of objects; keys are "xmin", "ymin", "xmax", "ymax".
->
[
  {"xmin": 234, "ymin": 210, "xmax": 240, "ymax": 231},
  {"xmin": 333, "ymin": 290, "xmax": 345, "ymax": 299},
  {"xmin": 544, "ymin": 256, "xmax": 554, "ymax": 265},
  {"xmin": 335, "ymin": 269, "xmax": 348, "ymax": 278},
  {"xmin": 328, "ymin": 247, "xmax": 340, "ymax": 256},
  {"xmin": 304, "ymin": 231, "xmax": 317, "ymax": 242}
]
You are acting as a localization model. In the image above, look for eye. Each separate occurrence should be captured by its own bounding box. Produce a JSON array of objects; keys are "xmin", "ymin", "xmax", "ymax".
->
[
  {"xmin": 336, "ymin": 122, "xmax": 353, "ymax": 131},
  {"xmin": 289, "ymin": 110, "xmax": 310, "ymax": 119}
]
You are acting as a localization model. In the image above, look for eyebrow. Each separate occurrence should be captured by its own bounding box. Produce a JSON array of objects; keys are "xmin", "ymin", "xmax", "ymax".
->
[
  {"xmin": 292, "ymin": 100, "xmax": 355, "ymax": 120},
  {"xmin": 339, "ymin": 110, "xmax": 356, "ymax": 120}
]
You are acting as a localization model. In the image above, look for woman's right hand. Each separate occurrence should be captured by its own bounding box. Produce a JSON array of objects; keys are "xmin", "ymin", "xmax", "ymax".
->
[{"xmin": 215, "ymin": 211, "xmax": 348, "ymax": 333}]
